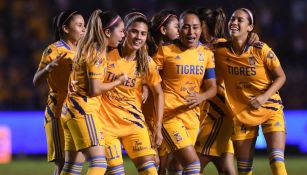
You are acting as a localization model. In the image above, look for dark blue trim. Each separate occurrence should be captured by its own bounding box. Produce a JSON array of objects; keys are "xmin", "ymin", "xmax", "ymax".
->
[{"xmin": 204, "ymin": 68, "xmax": 215, "ymax": 79}]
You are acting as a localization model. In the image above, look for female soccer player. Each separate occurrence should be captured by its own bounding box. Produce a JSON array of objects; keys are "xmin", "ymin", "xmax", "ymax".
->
[
  {"xmin": 100, "ymin": 12, "xmax": 164, "ymax": 175},
  {"xmin": 145, "ymin": 9, "xmax": 180, "ymax": 175},
  {"xmin": 60, "ymin": 10, "xmax": 127, "ymax": 175},
  {"xmin": 148, "ymin": 10, "xmax": 179, "ymax": 57},
  {"xmin": 153, "ymin": 10, "xmax": 217, "ymax": 175},
  {"xmin": 33, "ymin": 10, "xmax": 85, "ymax": 175},
  {"xmin": 194, "ymin": 8, "xmax": 236, "ymax": 175},
  {"xmin": 215, "ymin": 8, "xmax": 287, "ymax": 175}
]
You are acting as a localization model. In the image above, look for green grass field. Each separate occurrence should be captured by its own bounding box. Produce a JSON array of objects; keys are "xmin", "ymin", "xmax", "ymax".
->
[{"xmin": 1, "ymin": 156, "xmax": 306, "ymax": 175}]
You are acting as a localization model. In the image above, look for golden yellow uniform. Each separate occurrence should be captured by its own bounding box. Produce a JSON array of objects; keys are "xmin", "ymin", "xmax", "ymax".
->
[
  {"xmin": 215, "ymin": 41, "xmax": 285, "ymax": 140},
  {"xmin": 61, "ymin": 48, "xmax": 106, "ymax": 151},
  {"xmin": 195, "ymin": 38, "xmax": 234, "ymax": 156},
  {"xmin": 39, "ymin": 40, "xmax": 74, "ymax": 162},
  {"xmin": 153, "ymin": 43, "xmax": 215, "ymax": 152},
  {"xmin": 100, "ymin": 49, "xmax": 161, "ymax": 167}
]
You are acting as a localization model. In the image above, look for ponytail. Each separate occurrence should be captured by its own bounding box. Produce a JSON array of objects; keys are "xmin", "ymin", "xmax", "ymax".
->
[{"xmin": 75, "ymin": 9, "xmax": 106, "ymax": 65}]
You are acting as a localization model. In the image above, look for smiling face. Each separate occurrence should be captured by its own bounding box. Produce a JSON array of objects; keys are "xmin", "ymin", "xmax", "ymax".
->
[
  {"xmin": 180, "ymin": 13, "xmax": 202, "ymax": 48},
  {"xmin": 125, "ymin": 21, "xmax": 148, "ymax": 51},
  {"xmin": 228, "ymin": 9, "xmax": 253, "ymax": 40},
  {"xmin": 64, "ymin": 14, "xmax": 85, "ymax": 43},
  {"xmin": 108, "ymin": 20, "xmax": 125, "ymax": 47}
]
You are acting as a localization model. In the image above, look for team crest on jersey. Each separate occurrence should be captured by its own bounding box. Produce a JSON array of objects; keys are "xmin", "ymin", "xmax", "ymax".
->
[
  {"xmin": 266, "ymin": 51, "xmax": 275, "ymax": 59},
  {"xmin": 198, "ymin": 52, "xmax": 204, "ymax": 61},
  {"xmin": 173, "ymin": 132, "xmax": 183, "ymax": 142},
  {"xmin": 43, "ymin": 48, "xmax": 52, "ymax": 56},
  {"xmin": 175, "ymin": 55, "xmax": 181, "ymax": 60},
  {"xmin": 248, "ymin": 55, "xmax": 256, "ymax": 66}
]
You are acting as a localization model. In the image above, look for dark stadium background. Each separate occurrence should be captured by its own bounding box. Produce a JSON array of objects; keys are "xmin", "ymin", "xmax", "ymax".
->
[{"xmin": 0, "ymin": 0, "xmax": 306, "ymax": 174}]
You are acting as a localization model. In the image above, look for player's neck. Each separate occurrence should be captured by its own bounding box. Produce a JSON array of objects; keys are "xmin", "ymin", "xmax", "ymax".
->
[
  {"xmin": 231, "ymin": 37, "xmax": 248, "ymax": 56},
  {"xmin": 122, "ymin": 44, "xmax": 136, "ymax": 61},
  {"xmin": 63, "ymin": 39, "xmax": 76, "ymax": 51}
]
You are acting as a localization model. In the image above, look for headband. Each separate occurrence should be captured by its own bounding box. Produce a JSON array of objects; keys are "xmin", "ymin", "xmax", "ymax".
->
[
  {"xmin": 125, "ymin": 14, "xmax": 147, "ymax": 28},
  {"xmin": 124, "ymin": 12, "xmax": 147, "ymax": 22},
  {"xmin": 60, "ymin": 11, "xmax": 78, "ymax": 29},
  {"xmin": 155, "ymin": 14, "xmax": 176, "ymax": 31},
  {"xmin": 103, "ymin": 15, "xmax": 121, "ymax": 29},
  {"xmin": 240, "ymin": 8, "xmax": 253, "ymax": 25}
]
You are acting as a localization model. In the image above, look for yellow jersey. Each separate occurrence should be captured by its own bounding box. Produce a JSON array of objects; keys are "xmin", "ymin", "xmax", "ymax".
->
[
  {"xmin": 63, "ymin": 47, "xmax": 107, "ymax": 117},
  {"xmin": 215, "ymin": 41, "xmax": 283, "ymax": 126},
  {"xmin": 153, "ymin": 43, "xmax": 215, "ymax": 128},
  {"xmin": 39, "ymin": 40, "xmax": 74, "ymax": 121},
  {"xmin": 100, "ymin": 49, "xmax": 161, "ymax": 135}
]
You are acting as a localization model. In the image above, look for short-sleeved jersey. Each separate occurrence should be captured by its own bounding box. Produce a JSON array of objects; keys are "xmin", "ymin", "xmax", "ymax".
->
[
  {"xmin": 39, "ymin": 40, "xmax": 75, "ymax": 121},
  {"xmin": 100, "ymin": 49, "xmax": 161, "ymax": 135},
  {"xmin": 215, "ymin": 41, "xmax": 283, "ymax": 126},
  {"xmin": 153, "ymin": 43, "xmax": 215, "ymax": 128},
  {"xmin": 64, "ymin": 49, "xmax": 107, "ymax": 116}
]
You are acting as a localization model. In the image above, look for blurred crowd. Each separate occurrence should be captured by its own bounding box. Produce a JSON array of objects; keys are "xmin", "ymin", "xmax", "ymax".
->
[{"xmin": 0, "ymin": 0, "xmax": 306, "ymax": 110}]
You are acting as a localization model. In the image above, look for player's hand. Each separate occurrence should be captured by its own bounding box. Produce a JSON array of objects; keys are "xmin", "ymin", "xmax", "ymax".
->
[
  {"xmin": 45, "ymin": 53, "xmax": 67, "ymax": 72},
  {"xmin": 248, "ymin": 32, "xmax": 260, "ymax": 45},
  {"xmin": 152, "ymin": 125, "xmax": 163, "ymax": 148},
  {"xmin": 185, "ymin": 92, "xmax": 205, "ymax": 109},
  {"xmin": 142, "ymin": 85, "xmax": 149, "ymax": 104},
  {"xmin": 116, "ymin": 73, "xmax": 128, "ymax": 84},
  {"xmin": 250, "ymin": 94, "xmax": 269, "ymax": 109}
]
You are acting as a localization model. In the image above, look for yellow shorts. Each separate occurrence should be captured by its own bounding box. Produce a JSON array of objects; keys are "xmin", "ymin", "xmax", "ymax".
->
[
  {"xmin": 195, "ymin": 116, "xmax": 234, "ymax": 156},
  {"xmin": 105, "ymin": 126, "xmax": 156, "ymax": 167},
  {"xmin": 62, "ymin": 105, "xmax": 105, "ymax": 151},
  {"xmin": 232, "ymin": 108, "xmax": 285, "ymax": 140},
  {"xmin": 161, "ymin": 117, "xmax": 199, "ymax": 153},
  {"xmin": 45, "ymin": 118, "xmax": 65, "ymax": 162}
]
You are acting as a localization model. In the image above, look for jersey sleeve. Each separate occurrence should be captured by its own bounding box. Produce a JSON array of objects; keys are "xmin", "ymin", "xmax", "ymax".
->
[
  {"xmin": 262, "ymin": 44, "xmax": 281, "ymax": 70},
  {"xmin": 145, "ymin": 57, "xmax": 162, "ymax": 86},
  {"xmin": 152, "ymin": 46, "xmax": 165, "ymax": 70},
  {"xmin": 87, "ymin": 56, "xmax": 106, "ymax": 79},
  {"xmin": 204, "ymin": 50, "xmax": 216, "ymax": 79},
  {"xmin": 38, "ymin": 45, "xmax": 58, "ymax": 69}
]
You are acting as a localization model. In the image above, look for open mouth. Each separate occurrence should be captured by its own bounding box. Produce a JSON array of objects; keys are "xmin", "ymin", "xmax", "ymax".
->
[
  {"xmin": 132, "ymin": 40, "xmax": 142, "ymax": 46},
  {"xmin": 186, "ymin": 36, "xmax": 196, "ymax": 43},
  {"xmin": 229, "ymin": 25, "xmax": 239, "ymax": 33}
]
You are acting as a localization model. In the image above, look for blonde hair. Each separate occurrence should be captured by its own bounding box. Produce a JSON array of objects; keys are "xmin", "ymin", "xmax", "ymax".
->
[{"xmin": 75, "ymin": 9, "xmax": 106, "ymax": 64}]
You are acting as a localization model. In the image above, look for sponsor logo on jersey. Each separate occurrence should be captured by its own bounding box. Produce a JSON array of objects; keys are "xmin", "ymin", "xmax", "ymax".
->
[{"xmin": 133, "ymin": 139, "xmax": 147, "ymax": 152}]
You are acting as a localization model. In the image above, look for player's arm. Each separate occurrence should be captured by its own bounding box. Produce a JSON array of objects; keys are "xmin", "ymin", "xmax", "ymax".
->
[
  {"xmin": 33, "ymin": 53, "xmax": 67, "ymax": 87},
  {"xmin": 250, "ymin": 66, "xmax": 286, "ymax": 108},
  {"xmin": 148, "ymin": 82, "xmax": 164, "ymax": 148},
  {"xmin": 185, "ymin": 78, "xmax": 217, "ymax": 109},
  {"xmin": 141, "ymin": 84, "xmax": 149, "ymax": 103},
  {"xmin": 88, "ymin": 73, "xmax": 128, "ymax": 97}
]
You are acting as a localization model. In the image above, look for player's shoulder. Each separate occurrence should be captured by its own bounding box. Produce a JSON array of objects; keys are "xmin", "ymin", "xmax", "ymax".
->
[
  {"xmin": 251, "ymin": 41, "xmax": 269, "ymax": 50},
  {"xmin": 42, "ymin": 42, "xmax": 58, "ymax": 57},
  {"xmin": 215, "ymin": 40, "xmax": 231, "ymax": 49}
]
